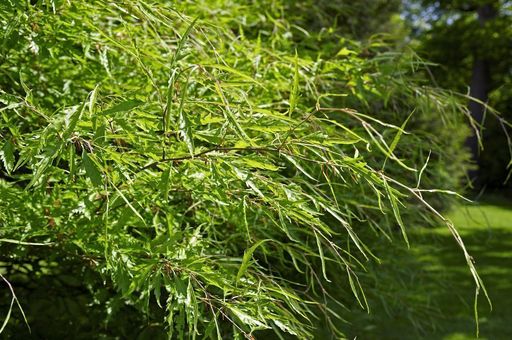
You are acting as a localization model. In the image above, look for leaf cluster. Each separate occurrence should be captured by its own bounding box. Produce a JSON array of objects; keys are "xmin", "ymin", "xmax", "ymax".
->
[{"xmin": 0, "ymin": 0, "xmax": 478, "ymax": 338}]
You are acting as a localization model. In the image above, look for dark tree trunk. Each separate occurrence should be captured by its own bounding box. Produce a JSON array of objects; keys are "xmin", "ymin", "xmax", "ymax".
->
[{"xmin": 467, "ymin": 4, "xmax": 497, "ymax": 181}]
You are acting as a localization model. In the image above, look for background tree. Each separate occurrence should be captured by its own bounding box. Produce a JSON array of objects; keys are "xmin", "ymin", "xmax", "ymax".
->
[{"xmin": 405, "ymin": 0, "xmax": 512, "ymax": 188}]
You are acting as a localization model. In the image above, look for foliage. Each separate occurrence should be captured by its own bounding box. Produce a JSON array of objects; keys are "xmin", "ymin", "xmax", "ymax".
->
[
  {"xmin": 1, "ymin": 0, "xmax": 478, "ymax": 338},
  {"xmin": 406, "ymin": 0, "xmax": 512, "ymax": 188}
]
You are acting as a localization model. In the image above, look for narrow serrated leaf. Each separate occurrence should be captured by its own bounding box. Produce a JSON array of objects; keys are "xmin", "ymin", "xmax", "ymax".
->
[
  {"xmin": 288, "ymin": 51, "xmax": 300, "ymax": 116},
  {"xmin": 1, "ymin": 140, "xmax": 15, "ymax": 174},
  {"xmin": 99, "ymin": 99, "xmax": 143, "ymax": 116},
  {"xmin": 383, "ymin": 109, "xmax": 414, "ymax": 169},
  {"xmin": 383, "ymin": 178, "xmax": 409, "ymax": 247},
  {"xmin": 242, "ymin": 158, "xmax": 279, "ymax": 171},
  {"xmin": 236, "ymin": 239, "xmax": 270, "ymax": 283},
  {"xmin": 178, "ymin": 71, "xmax": 194, "ymax": 156}
]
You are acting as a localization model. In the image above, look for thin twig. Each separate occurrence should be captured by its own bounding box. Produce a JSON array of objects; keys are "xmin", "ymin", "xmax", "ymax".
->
[{"xmin": 141, "ymin": 146, "xmax": 308, "ymax": 170}]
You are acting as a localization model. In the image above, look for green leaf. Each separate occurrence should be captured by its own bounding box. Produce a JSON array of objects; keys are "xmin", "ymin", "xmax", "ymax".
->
[
  {"xmin": 283, "ymin": 154, "xmax": 316, "ymax": 181},
  {"xmin": 236, "ymin": 239, "xmax": 270, "ymax": 283},
  {"xmin": 99, "ymin": 99, "xmax": 144, "ymax": 116},
  {"xmin": 203, "ymin": 64, "xmax": 263, "ymax": 86},
  {"xmin": 82, "ymin": 152, "xmax": 103, "ymax": 187},
  {"xmin": 186, "ymin": 279, "xmax": 199, "ymax": 338},
  {"xmin": 383, "ymin": 177, "xmax": 409, "ymax": 247},
  {"xmin": 241, "ymin": 158, "xmax": 279, "ymax": 171},
  {"xmin": 63, "ymin": 100, "xmax": 87, "ymax": 140},
  {"xmin": 1, "ymin": 140, "xmax": 15, "ymax": 174},
  {"xmin": 89, "ymin": 84, "xmax": 100, "ymax": 115},
  {"xmin": 160, "ymin": 167, "xmax": 171, "ymax": 200},
  {"xmin": 336, "ymin": 47, "xmax": 357, "ymax": 56},
  {"xmin": 314, "ymin": 231, "xmax": 330, "ymax": 282},
  {"xmin": 178, "ymin": 71, "xmax": 195, "ymax": 156},
  {"xmin": 229, "ymin": 306, "xmax": 269, "ymax": 329},
  {"xmin": 112, "ymin": 184, "xmax": 147, "ymax": 226},
  {"xmin": 164, "ymin": 17, "xmax": 198, "ymax": 132},
  {"xmin": 383, "ymin": 109, "xmax": 415, "ymax": 169},
  {"xmin": 214, "ymin": 81, "xmax": 250, "ymax": 141},
  {"xmin": 288, "ymin": 51, "xmax": 300, "ymax": 116}
]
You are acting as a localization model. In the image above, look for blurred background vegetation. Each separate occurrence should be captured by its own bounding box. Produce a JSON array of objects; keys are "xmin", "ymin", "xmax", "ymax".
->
[{"xmin": 1, "ymin": 0, "xmax": 511, "ymax": 339}]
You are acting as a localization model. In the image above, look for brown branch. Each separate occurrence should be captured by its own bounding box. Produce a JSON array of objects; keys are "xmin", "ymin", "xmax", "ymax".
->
[{"xmin": 141, "ymin": 146, "xmax": 298, "ymax": 171}]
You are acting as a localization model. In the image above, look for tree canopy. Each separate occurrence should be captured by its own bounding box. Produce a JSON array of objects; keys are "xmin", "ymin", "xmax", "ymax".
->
[{"xmin": 0, "ymin": 0, "xmax": 491, "ymax": 338}]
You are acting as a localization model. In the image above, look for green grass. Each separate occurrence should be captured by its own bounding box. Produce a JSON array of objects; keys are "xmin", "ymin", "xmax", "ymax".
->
[
  {"xmin": 345, "ymin": 195, "xmax": 512, "ymax": 340},
  {"xmin": 419, "ymin": 195, "xmax": 512, "ymax": 340}
]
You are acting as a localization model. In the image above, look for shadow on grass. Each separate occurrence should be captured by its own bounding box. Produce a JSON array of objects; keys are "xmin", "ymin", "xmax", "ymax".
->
[
  {"xmin": 419, "ymin": 227, "xmax": 512, "ymax": 340},
  {"xmin": 342, "ymin": 199, "xmax": 512, "ymax": 340}
]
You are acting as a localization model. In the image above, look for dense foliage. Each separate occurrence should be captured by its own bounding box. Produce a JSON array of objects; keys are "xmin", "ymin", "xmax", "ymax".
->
[{"xmin": 1, "ymin": 1, "xmax": 481, "ymax": 338}]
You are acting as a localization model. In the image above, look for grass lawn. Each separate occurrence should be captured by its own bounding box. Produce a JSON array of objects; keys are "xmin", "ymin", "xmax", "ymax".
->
[
  {"xmin": 345, "ymin": 195, "xmax": 512, "ymax": 339},
  {"xmin": 418, "ymin": 195, "xmax": 512, "ymax": 340}
]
